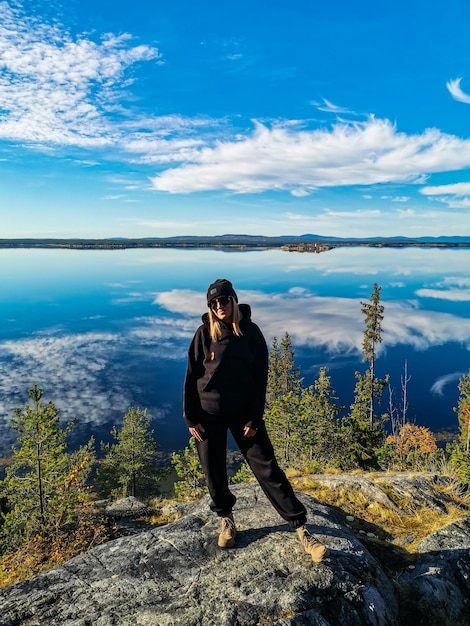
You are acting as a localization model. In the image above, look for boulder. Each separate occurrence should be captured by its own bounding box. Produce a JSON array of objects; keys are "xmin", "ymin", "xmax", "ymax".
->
[
  {"xmin": 0, "ymin": 484, "xmax": 398, "ymax": 626},
  {"xmin": 398, "ymin": 517, "xmax": 470, "ymax": 623},
  {"xmin": 1, "ymin": 476, "xmax": 469, "ymax": 626},
  {"xmin": 105, "ymin": 497, "xmax": 148, "ymax": 518}
]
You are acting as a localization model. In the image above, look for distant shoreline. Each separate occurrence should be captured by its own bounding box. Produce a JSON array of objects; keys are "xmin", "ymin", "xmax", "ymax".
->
[{"xmin": 1, "ymin": 236, "xmax": 470, "ymax": 251}]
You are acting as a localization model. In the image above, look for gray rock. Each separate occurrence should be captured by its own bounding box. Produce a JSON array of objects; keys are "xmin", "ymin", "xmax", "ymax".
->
[
  {"xmin": 105, "ymin": 496, "xmax": 148, "ymax": 518},
  {"xmin": 398, "ymin": 516, "xmax": 470, "ymax": 623},
  {"xmin": 0, "ymin": 484, "xmax": 399, "ymax": 626},
  {"xmin": 1, "ymin": 475, "xmax": 470, "ymax": 626}
]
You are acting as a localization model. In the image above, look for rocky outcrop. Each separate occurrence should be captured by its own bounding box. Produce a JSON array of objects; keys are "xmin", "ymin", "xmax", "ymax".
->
[
  {"xmin": 0, "ymin": 476, "xmax": 469, "ymax": 626},
  {"xmin": 398, "ymin": 519, "xmax": 470, "ymax": 624},
  {"xmin": 104, "ymin": 496, "xmax": 149, "ymax": 518}
]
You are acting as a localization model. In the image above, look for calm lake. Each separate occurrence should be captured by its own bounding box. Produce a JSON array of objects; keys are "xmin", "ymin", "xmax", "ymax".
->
[{"xmin": 1, "ymin": 246, "xmax": 469, "ymax": 456}]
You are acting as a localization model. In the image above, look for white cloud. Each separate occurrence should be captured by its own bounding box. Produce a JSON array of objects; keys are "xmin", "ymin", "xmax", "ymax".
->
[
  {"xmin": 0, "ymin": 332, "xmax": 129, "ymax": 433},
  {"xmin": 442, "ymin": 277, "xmax": 470, "ymax": 287},
  {"xmin": 324, "ymin": 208, "xmax": 382, "ymax": 219},
  {"xmin": 439, "ymin": 197, "xmax": 470, "ymax": 209},
  {"xmin": 0, "ymin": 2, "xmax": 161, "ymax": 146},
  {"xmin": 285, "ymin": 211, "xmax": 311, "ymax": 220},
  {"xmin": 446, "ymin": 78, "xmax": 470, "ymax": 104},
  {"xmin": 394, "ymin": 208, "xmax": 416, "ymax": 217},
  {"xmin": 154, "ymin": 289, "xmax": 207, "ymax": 315},
  {"xmin": 419, "ymin": 181, "xmax": 470, "ymax": 209},
  {"xmin": 0, "ymin": 2, "xmax": 228, "ymax": 170},
  {"xmin": 380, "ymin": 195, "xmax": 410, "ymax": 203},
  {"xmin": 421, "ymin": 182, "xmax": 470, "ymax": 196},
  {"xmin": 291, "ymin": 188, "xmax": 313, "ymax": 197},
  {"xmin": 5, "ymin": 4, "xmax": 470, "ymax": 206},
  {"xmin": 313, "ymin": 98, "xmax": 353, "ymax": 114},
  {"xmin": 150, "ymin": 118, "xmax": 470, "ymax": 194}
]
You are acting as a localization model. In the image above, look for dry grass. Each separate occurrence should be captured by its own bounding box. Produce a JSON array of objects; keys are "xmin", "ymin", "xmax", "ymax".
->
[
  {"xmin": 0, "ymin": 543, "xmax": 61, "ymax": 589},
  {"xmin": 0, "ymin": 506, "xmax": 110, "ymax": 590},
  {"xmin": 432, "ymin": 479, "xmax": 470, "ymax": 507},
  {"xmin": 0, "ymin": 527, "xmax": 109, "ymax": 590},
  {"xmin": 142, "ymin": 496, "xmax": 195, "ymax": 526},
  {"xmin": 285, "ymin": 468, "xmax": 302, "ymax": 479},
  {"xmin": 294, "ymin": 474, "xmax": 470, "ymax": 549}
]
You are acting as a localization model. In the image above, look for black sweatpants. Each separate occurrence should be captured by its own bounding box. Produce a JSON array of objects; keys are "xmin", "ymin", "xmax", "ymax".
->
[{"xmin": 195, "ymin": 416, "xmax": 307, "ymax": 528}]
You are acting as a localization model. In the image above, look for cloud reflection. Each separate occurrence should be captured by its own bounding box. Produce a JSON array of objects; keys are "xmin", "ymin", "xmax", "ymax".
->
[
  {"xmin": 0, "ymin": 317, "xmax": 193, "ymax": 454},
  {"xmin": 1, "ymin": 282, "xmax": 469, "ymax": 455},
  {"xmin": 154, "ymin": 288, "xmax": 470, "ymax": 353},
  {"xmin": 431, "ymin": 372, "xmax": 466, "ymax": 397}
]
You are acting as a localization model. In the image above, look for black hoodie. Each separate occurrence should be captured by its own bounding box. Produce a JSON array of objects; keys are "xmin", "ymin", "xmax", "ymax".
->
[{"xmin": 183, "ymin": 303, "xmax": 268, "ymax": 429}]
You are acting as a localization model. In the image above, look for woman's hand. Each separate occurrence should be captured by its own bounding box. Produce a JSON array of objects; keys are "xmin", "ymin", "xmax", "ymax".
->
[
  {"xmin": 189, "ymin": 424, "xmax": 205, "ymax": 442},
  {"xmin": 243, "ymin": 425, "xmax": 257, "ymax": 438}
]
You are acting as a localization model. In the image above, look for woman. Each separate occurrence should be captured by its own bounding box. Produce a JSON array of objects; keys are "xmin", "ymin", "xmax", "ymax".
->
[{"xmin": 183, "ymin": 278, "xmax": 327, "ymax": 562}]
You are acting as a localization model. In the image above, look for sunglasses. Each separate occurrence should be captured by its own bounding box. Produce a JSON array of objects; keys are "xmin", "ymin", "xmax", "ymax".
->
[{"xmin": 209, "ymin": 295, "xmax": 232, "ymax": 310}]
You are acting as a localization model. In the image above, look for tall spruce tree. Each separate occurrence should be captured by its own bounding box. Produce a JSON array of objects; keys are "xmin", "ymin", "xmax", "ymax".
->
[
  {"xmin": 265, "ymin": 390, "xmax": 303, "ymax": 464},
  {"xmin": 360, "ymin": 283, "xmax": 387, "ymax": 426},
  {"xmin": 304, "ymin": 367, "xmax": 343, "ymax": 467},
  {"xmin": 455, "ymin": 370, "xmax": 470, "ymax": 451},
  {"xmin": 97, "ymin": 407, "xmax": 159, "ymax": 498},
  {"xmin": 340, "ymin": 371, "xmax": 384, "ymax": 469},
  {"xmin": 265, "ymin": 332, "xmax": 301, "ymax": 410},
  {"xmin": 450, "ymin": 370, "xmax": 470, "ymax": 484},
  {"xmin": 264, "ymin": 332, "xmax": 303, "ymax": 464},
  {"xmin": 279, "ymin": 332, "xmax": 302, "ymax": 395},
  {"xmin": 266, "ymin": 368, "xmax": 342, "ymax": 470},
  {"xmin": 0, "ymin": 386, "xmax": 95, "ymax": 552},
  {"xmin": 265, "ymin": 335, "xmax": 281, "ymax": 410},
  {"xmin": 340, "ymin": 285, "xmax": 389, "ymax": 469}
]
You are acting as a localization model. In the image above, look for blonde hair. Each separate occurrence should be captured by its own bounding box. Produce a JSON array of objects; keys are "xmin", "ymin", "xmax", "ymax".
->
[{"xmin": 209, "ymin": 297, "xmax": 242, "ymax": 342}]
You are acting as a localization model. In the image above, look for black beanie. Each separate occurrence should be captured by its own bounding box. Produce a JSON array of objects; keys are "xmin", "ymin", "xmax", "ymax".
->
[{"xmin": 206, "ymin": 278, "xmax": 238, "ymax": 305}]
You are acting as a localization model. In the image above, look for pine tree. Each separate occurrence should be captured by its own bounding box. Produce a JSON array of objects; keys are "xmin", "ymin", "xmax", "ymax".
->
[
  {"xmin": 265, "ymin": 333, "xmax": 302, "ymax": 411},
  {"xmin": 342, "ymin": 283, "xmax": 389, "ymax": 468},
  {"xmin": 279, "ymin": 332, "xmax": 302, "ymax": 395},
  {"xmin": 340, "ymin": 371, "xmax": 384, "ymax": 469},
  {"xmin": 264, "ymin": 332, "xmax": 303, "ymax": 461},
  {"xmin": 450, "ymin": 370, "xmax": 470, "ymax": 483},
  {"xmin": 171, "ymin": 437, "xmax": 205, "ymax": 500},
  {"xmin": 265, "ymin": 390, "xmax": 303, "ymax": 464},
  {"xmin": 266, "ymin": 369, "xmax": 342, "ymax": 471},
  {"xmin": 455, "ymin": 370, "xmax": 470, "ymax": 452},
  {"xmin": 305, "ymin": 367, "xmax": 343, "ymax": 467},
  {"xmin": 96, "ymin": 407, "xmax": 159, "ymax": 498},
  {"xmin": 231, "ymin": 461, "xmax": 253, "ymax": 484},
  {"xmin": 0, "ymin": 386, "xmax": 95, "ymax": 552},
  {"xmin": 361, "ymin": 283, "xmax": 387, "ymax": 426},
  {"xmin": 265, "ymin": 335, "xmax": 280, "ymax": 410}
]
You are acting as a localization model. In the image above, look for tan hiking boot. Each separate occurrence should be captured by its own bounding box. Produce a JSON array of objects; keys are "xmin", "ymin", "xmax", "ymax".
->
[
  {"xmin": 218, "ymin": 514, "xmax": 236, "ymax": 548},
  {"xmin": 296, "ymin": 526, "xmax": 328, "ymax": 563}
]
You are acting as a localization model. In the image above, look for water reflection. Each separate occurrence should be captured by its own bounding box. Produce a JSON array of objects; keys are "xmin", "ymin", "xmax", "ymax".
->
[{"xmin": 0, "ymin": 247, "xmax": 469, "ymax": 455}]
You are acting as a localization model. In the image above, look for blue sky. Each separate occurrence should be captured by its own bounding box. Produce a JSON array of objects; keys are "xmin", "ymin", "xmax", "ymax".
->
[{"xmin": 2, "ymin": 0, "xmax": 470, "ymax": 238}]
